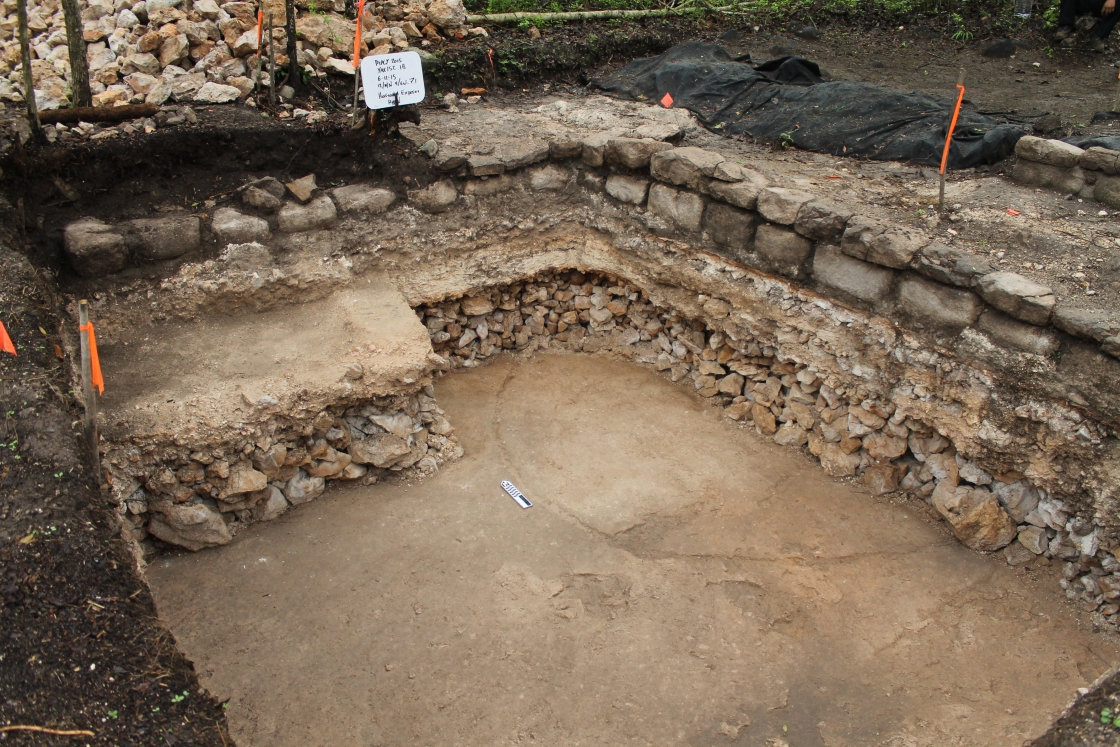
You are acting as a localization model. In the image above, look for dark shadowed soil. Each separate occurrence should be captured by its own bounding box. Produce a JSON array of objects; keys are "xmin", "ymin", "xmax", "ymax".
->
[{"xmin": 0, "ymin": 246, "xmax": 229, "ymax": 746}]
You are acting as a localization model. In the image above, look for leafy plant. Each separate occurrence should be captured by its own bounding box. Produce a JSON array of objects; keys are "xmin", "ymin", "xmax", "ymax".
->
[
  {"xmin": 949, "ymin": 13, "xmax": 973, "ymax": 40},
  {"xmin": 779, "ymin": 130, "xmax": 795, "ymax": 148}
]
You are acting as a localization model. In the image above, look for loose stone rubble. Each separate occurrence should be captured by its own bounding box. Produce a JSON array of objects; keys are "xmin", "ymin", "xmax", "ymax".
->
[
  {"xmin": 0, "ymin": 0, "xmax": 467, "ymax": 114},
  {"xmin": 117, "ymin": 389, "xmax": 462, "ymax": 551},
  {"xmin": 67, "ymin": 129, "xmax": 1120, "ymax": 633}
]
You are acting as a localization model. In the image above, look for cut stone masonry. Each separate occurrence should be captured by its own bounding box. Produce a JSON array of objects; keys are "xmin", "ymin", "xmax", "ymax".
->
[{"xmin": 68, "ymin": 129, "xmax": 1120, "ymax": 634}]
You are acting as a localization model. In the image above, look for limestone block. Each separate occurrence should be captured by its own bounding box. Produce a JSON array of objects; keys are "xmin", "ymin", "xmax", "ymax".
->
[
  {"xmin": 193, "ymin": 81, "xmax": 240, "ymax": 102},
  {"xmin": 811, "ymin": 244, "xmax": 895, "ymax": 303},
  {"xmin": 1093, "ymin": 175, "xmax": 1120, "ymax": 208},
  {"xmin": 251, "ymin": 485, "xmax": 289, "ymax": 522},
  {"xmin": 605, "ymin": 137, "xmax": 674, "ymax": 169},
  {"xmin": 331, "ymin": 184, "xmax": 396, "ymax": 213},
  {"xmin": 408, "ymin": 180, "xmax": 458, "ymax": 213},
  {"xmin": 913, "ymin": 242, "xmax": 995, "ymax": 287},
  {"xmin": 992, "ymin": 480, "xmax": 1040, "ymax": 524},
  {"xmin": 1015, "ymin": 135, "xmax": 1084, "ymax": 168},
  {"xmin": 702, "ymin": 202, "xmax": 757, "ymax": 253},
  {"xmin": 756, "ymin": 187, "xmax": 813, "ymax": 225},
  {"xmin": 755, "ymin": 223, "xmax": 812, "ymax": 278},
  {"xmin": 285, "ymin": 469, "xmax": 325, "ymax": 504},
  {"xmin": 1052, "ymin": 305, "xmax": 1120, "ymax": 342},
  {"xmin": 580, "ymin": 133, "xmax": 611, "ymax": 167},
  {"xmin": 819, "ymin": 442, "xmax": 861, "ymax": 477},
  {"xmin": 211, "ymin": 207, "xmax": 270, "ymax": 244},
  {"xmin": 63, "ymin": 218, "xmax": 128, "ymax": 277},
  {"xmin": 1017, "ymin": 525, "xmax": 1047, "ymax": 555},
  {"xmin": 648, "ymin": 183, "xmax": 704, "ymax": 232},
  {"xmin": 528, "ymin": 164, "xmax": 571, "ymax": 191},
  {"xmin": 468, "ymin": 154, "xmax": 504, "ymax": 176},
  {"xmin": 1079, "ymin": 146, "xmax": 1120, "ymax": 174},
  {"xmin": 126, "ymin": 214, "xmax": 200, "ymax": 261},
  {"xmin": 350, "ymin": 433, "xmax": 411, "ymax": 467},
  {"xmin": 499, "ymin": 139, "xmax": 549, "ymax": 170},
  {"xmin": 862, "ymin": 463, "xmax": 899, "ymax": 495},
  {"xmin": 148, "ymin": 501, "xmax": 232, "ymax": 550},
  {"xmin": 931, "ymin": 482, "xmax": 1017, "ymax": 552},
  {"xmin": 1011, "ymin": 160, "xmax": 1085, "ymax": 195},
  {"xmin": 605, "ymin": 174, "xmax": 650, "ymax": 205},
  {"xmin": 702, "ymin": 169, "xmax": 769, "ymax": 210},
  {"xmin": 650, "ymin": 147, "xmax": 726, "ymax": 189},
  {"xmin": 794, "ymin": 198, "xmax": 853, "ymax": 241},
  {"xmin": 897, "ymin": 276, "xmax": 983, "ymax": 331},
  {"xmin": 841, "ymin": 215, "xmax": 925, "ymax": 269},
  {"xmin": 549, "ymin": 137, "xmax": 583, "ymax": 160},
  {"xmin": 278, "ymin": 195, "xmax": 337, "ymax": 233},
  {"xmin": 462, "ymin": 175, "xmax": 514, "ymax": 197},
  {"xmin": 976, "ymin": 271, "xmax": 1055, "ymax": 326},
  {"xmin": 977, "ymin": 310, "xmax": 1060, "ymax": 356}
]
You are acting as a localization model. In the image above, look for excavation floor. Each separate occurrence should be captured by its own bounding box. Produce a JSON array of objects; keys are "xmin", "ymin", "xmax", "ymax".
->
[{"xmin": 148, "ymin": 353, "xmax": 1119, "ymax": 747}]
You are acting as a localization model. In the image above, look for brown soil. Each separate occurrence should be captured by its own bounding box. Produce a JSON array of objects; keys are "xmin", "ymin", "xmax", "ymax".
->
[
  {"xmin": 148, "ymin": 353, "xmax": 1120, "ymax": 747},
  {"xmin": 0, "ymin": 247, "xmax": 230, "ymax": 745}
]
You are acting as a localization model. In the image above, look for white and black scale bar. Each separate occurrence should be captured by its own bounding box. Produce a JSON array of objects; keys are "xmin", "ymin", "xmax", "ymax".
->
[{"xmin": 501, "ymin": 480, "xmax": 532, "ymax": 509}]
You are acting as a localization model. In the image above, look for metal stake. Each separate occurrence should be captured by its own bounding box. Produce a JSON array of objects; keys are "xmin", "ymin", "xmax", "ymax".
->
[{"xmin": 78, "ymin": 300, "xmax": 101, "ymax": 481}]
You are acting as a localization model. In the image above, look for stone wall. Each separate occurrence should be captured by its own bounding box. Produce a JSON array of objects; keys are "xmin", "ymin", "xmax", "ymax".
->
[
  {"xmin": 71, "ymin": 129, "xmax": 1120, "ymax": 632},
  {"xmin": 1011, "ymin": 134, "xmax": 1120, "ymax": 212},
  {"xmin": 116, "ymin": 389, "xmax": 462, "ymax": 552},
  {"xmin": 416, "ymin": 267, "xmax": 1120, "ymax": 629}
]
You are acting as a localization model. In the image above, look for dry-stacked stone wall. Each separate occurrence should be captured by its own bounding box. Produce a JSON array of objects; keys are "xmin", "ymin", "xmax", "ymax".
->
[
  {"xmin": 1012, "ymin": 134, "xmax": 1120, "ymax": 211},
  {"xmin": 69, "ymin": 128, "xmax": 1120, "ymax": 631},
  {"xmin": 115, "ymin": 389, "xmax": 462, "ymax": 551}
]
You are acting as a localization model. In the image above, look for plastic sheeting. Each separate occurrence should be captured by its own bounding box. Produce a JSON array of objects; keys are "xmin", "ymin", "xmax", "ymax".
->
[{"xmin": 592, "ymin": 41, "xmax": 1025, "ymax": 169}]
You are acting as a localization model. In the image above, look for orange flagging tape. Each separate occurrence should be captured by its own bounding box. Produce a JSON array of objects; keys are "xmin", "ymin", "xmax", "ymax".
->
[
  {"xmin": 939, "ymin": 82, "xmax": 966, "ymax": 176},
  {"xmin": 660, "ymin": 92, "xmax": 673, "ymax": 108},
  {"xmin": 256, "ymin": 9, "xmax": 263, "ymax": 56},
  {"xmin": 0, "ymin": 319, "xmax": 15, "ymax": 356},
  {"xmin": 353, "ymin": 0, "xmax": 365, "ymax": 66},
  {"xmin": 79, "ymin": 322, "xmax": 104, "ymax": 395}
]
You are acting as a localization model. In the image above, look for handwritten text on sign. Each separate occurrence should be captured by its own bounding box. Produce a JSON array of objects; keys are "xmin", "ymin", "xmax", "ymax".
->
[{"xmin": 361, "ymin": 51, "xmax": 425, "ymax": 110}]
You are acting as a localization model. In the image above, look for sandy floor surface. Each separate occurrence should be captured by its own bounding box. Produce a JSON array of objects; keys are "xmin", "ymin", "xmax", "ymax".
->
[{"xmin": 148, "ymin": 353, "xmax": 1119, "ymax": 747}]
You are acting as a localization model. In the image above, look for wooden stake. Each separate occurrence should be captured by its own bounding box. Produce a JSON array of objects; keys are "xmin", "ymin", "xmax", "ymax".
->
[
  {"xmin": 268, "ymin": 12, "xmax": 276, "ymax": 108},
  {"xmin": 253, "ymin": 8, "xmax": 263, "ymax": 95},
  {"xmin": 16, "ymin": 0, "xmax": 41, "ymax": 143},
  {"xmin": 78, "ymin": 300, "xmax": 101, "ymax": 480}
]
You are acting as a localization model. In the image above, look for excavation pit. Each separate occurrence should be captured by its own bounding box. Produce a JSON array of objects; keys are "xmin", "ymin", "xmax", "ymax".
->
[
  {"xmin": 147, "ymin": 354, "xmax": 1120, "ymax": 747},
  {"xmin": 22, "ymin": 95, "xmax": 1120, "ymax": 745}
]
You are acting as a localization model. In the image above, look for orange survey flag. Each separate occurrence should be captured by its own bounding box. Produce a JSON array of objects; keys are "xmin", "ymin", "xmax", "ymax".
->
[
  {"xmin": 256, "ymin": 8, "xmax": 263, "ymax": 55},
  {"xmin": 79, "ymin": 322, "xmax": 104, "ymax": 394},
  {"xmin": 353, "ymin": 0, "xmax": 365, "ymax": 66},
  {"xmin": 0, "ymin": 319, "xmax": 15, "ymax": 355}
]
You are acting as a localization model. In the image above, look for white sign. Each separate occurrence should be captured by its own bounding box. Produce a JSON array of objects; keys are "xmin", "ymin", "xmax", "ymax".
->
[{"xmin": 361, "ymin": 51, "xmax": 425, "ymax": 110}]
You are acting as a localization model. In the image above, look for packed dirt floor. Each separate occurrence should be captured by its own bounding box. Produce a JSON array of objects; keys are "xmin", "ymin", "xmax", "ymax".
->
[{"xmin": 148, "ymin": 354, "xmax": 1120, "ymax": 747}]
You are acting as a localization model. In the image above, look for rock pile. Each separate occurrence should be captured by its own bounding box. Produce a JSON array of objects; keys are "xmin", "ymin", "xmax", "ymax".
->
[
  {"xmin": 1012, "ymin": 135, "xmax": 1120, "ymax": 210},
  {"xmin": 117, "ymin": 388, "xmax": 461, "ymax": 552},
  {"xmin": 0, "ymin": 0, "xmax": 468, "ymax": 110},
  {"xmin": 416, "ymin": 268, "xmax": 1120, "ymax": 629}
]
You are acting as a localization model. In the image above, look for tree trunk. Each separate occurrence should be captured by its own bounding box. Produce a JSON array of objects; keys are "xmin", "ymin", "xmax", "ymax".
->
[
  {"xmin": 285, "ymin": 0, "xmax": 300, "ymax": 93},
  {"xmin": 16, "ymin": 0, "xmax": 42, "ymax": 142},
  {"xmin": 59, "ymin": 0, "xmax": 92, "ymax": 107}
]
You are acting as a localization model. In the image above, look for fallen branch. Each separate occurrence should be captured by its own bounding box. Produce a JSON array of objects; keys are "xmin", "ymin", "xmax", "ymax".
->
[
  {"xmin": 466, "ymin": 7, "xmax": 704, "ymax": 23},
  {"xmin": 0, "ymin": 725, "xmax": 95, "ymax": 737},
  {"xmin": 38, "ymin": 103, "xmax": 159, "ymax": 125}
]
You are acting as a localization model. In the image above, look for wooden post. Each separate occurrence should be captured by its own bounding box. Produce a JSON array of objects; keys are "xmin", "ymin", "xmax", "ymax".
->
[
  {"xmin": 268, "ymin": 13, "xmax": 276, "ymax": 108},
  {"xmin": 16, "ymin": 0, "xmax": 41, "ymax": 143},
  {"xmin": 285, "ymin": 0, "xmax": 299, "ymax": 94},
  {"xmin": 254, "ymin": 9, "xmax": 263, "ymax": 95},
  {"xmin": 59, "ymin": 0, "xmax": 91, "ymax": 107},
  {"xmin": 78, "ymin": 300, "xmax": 101, "ymax": 480}
]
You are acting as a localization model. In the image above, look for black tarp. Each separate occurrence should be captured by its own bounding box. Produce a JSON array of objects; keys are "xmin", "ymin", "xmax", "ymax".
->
[{"xmin": 592, "ymin": 41, "xmax": 1025, "ymax": 170}]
